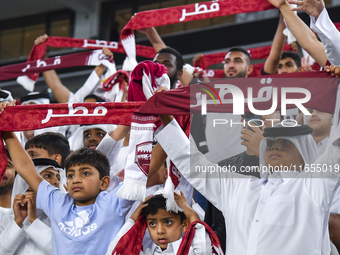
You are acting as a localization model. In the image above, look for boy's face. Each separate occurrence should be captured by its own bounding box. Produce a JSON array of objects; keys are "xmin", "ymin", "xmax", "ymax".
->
[
  {"xmin": 26, "ymin": 146, "xmax": 62, "ymax": 167},
  {"xmin": 83, "ymin": 128, "xmax": 106, "ymax": 149},
  {"xmin": 306, "ymin": 109, "xmax": 333, "ymax": 135},
  {"xmin": 265, "ymin": 139, "xmax": 304, "ymax": 170},
  {"xmin": 27, "ymin": 147, "xmax": 50, "ymax": 159},
  {"xmin": 28, "ymin": 167, "xmax": 60, "ymax": 192},
  {"xmin": 40, "ymin": 168, "xmax": 60, "ymax": 188},
  {"xmin": 66, "ymin": 164, "xmax": 109, "ymax": 206},
  {"xmin": 278, "ymin": 57, "xmax": 299, "ymax": 74},
  {"xmin": 146, "ymin": 209, "xmax": 186, "ymax": 250}
]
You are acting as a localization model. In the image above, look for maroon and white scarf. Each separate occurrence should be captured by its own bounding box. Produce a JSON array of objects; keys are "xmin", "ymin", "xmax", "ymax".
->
[
  {"xmin": 116, "ymin": 61, "xmax": 186, "ymax": 204},
  {"xmin": 17, "ymin": 36, "xmax": 156, "ymax": 91},
  {"xmin": 102, "ymin": 70, "xmax": 130, "ymax": 102},
  {"xmin": 0, "ymin": 72, "xmax": 339, "ymax": 182},
  {"xmin": 110, "ymin": 216, "xmax": 224, "ymax": 255},
  {"xmin": 0, "ymin": 50, "xmax": 113, "ymax": 82},
  {"xmin": 120, "ymin": 0, "xmax": 276, "ymax": 64}
]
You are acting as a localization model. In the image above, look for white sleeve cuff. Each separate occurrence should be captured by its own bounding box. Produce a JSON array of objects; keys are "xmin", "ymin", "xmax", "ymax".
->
[
  {"xmin": 0, "ymin": 220, "xmax": 25, "ymax": 253},
  {"xmin": 25, "ymin": 218, "xmax": 52, "ymax": 252}
]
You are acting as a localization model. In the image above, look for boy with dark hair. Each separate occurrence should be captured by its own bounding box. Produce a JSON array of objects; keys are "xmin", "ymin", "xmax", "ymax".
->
[
  {"xmin": 106, "ymin": 191, "xmax": 222, "ymax": 255},
  {"xmin": 3, "ymin": 131, "xmax": 133, "ymax": 255},
  {"xmin": 25, "ymin": 132, "xmax": 70, "ymax": 168},
  {"xmin": 281, "ymin": 51, "xmax": 302, "ymax": 68},
  {"xmin": 140, "ymin": 194, "xmax": 186, "ymax": 223},
  {"xmin": 64, "ymin": 148, "xmax": 110, "ymax": 180},
  {"xmin": 278, "ymin": 51, "xmax": 302, "ymax": 73}
]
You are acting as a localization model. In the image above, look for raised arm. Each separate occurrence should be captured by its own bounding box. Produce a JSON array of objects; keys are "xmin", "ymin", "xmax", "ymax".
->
[
  {"xmin": 94, "ymin": 47, "xmax": 113, "ymax": 78},
  {"xmin": 289, "ymin": 0, "xmax": 324, "ymax": 20},
  {"xmin": 43, "ymin": 70, "xmax": 70, "ymax": 103},
  {"xmin": 263, "ymin": 15, "xmax": 287, "ymax": 74},
  {"xmin": 2, "ymin": 131, "xmax": 42, "ymax": 193},
  {"xmin": 138, "ymin": 27, "xmax": 166, "ymax": 53},
  {"xmin": 289, "ymin": 0, "xmax": 340, "ymax": 65},
  {"xmin": 36, "ymin": 34, "xmax": 114, "ymax": 103},
  {"xmin": 268, "ymin": 0, "xmax": 328, "ymax": 67},
  {"xmin": 34, "ymin": 35, "xmax": 71, "ymax": 103},
  {"xmin": 156, "ymin": 115, "xmax": 241, "ymax": 212}
]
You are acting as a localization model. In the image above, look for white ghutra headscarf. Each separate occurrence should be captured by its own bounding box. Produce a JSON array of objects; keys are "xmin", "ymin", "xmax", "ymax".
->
[{"xmin": 259, "ymin": 122, "xmax": 319, "ymax": 178}]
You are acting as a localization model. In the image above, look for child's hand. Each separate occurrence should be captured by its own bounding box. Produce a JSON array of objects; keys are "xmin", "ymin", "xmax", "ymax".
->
[
  {"xmin": 174, "ymin": 191, "xmax": 200, "ymax": 224},
  {"xmin": 0, "ymin": 100, "xmax": 16, "ymax": 114},
  {"xmin": 13, "ymin": 194, "xmax": 28, "ymax": 227},
  {"xmin": 154, "ymin": 87, "xmax": 168, "ymax": 94},
  {"xmin": 25, "ymin": 191, "xmax": 38, "ymax": 223},
  {"xmin": 130, "ymin": 195, "xmax": 153, "ymax": 222}
]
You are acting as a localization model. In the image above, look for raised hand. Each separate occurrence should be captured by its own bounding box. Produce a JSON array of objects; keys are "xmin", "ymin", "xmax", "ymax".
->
[
  {"xmin": 301, "ymin": 55, "xmax": 313, "ymax": 72},
  {"xmin": 102, "ymin": 47, "xmax": 114, "ymax": 61},
  {"xmin": 13, "ymin": 194, "xmax": 28, "ymax": 227},
  {"xmin": 289, "ymin": 0, "xmax": 324, "ymax": 19},
  {"xmin": 130, "ymin": 195, "xmax": 153, "ymax": 222},
  {"xmin": 25, "ymin": 191, "xmax": 38, "ymax": 223},
  {"xmin": 174, "ymin": 191, "xmax": 200, "ymax": 224},
  {"xmin": 241, "ymin": 122, "xmax": 264, "ymax": 157},
  {"xmin": 34, "ymin": 34, "xmax": 49, "ymax": 46},
  {"xmin": 0, "ymin": 100, "xmax": 16, "ymax": 114}
]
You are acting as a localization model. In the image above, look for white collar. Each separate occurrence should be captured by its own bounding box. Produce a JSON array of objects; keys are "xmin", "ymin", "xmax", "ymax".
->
[
  {"xmin": 151, "ymin": 237, "xmax": 182, "ymax": 254},
  {"xmin": 317, "ymin": 136, "xmax": 329, "ymax": 146},
  {"xmin": 262, "ymin": 170, "xmax": 301, "ymax": 184}
]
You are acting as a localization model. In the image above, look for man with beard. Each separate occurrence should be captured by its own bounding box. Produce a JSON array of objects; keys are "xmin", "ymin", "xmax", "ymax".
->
[
  {"xmin": 153, "ymin": 47, "xmax": 183, "ymax": 89},
  {"xmin": 223, "ymin": 47, "xmax": 254, "ymax": 78},
  {"xmin": 205, "ymin": 47, "xmax": 252, "ymax": 163},
  {"xmin": 0, "ymin": 148, "xmax": 15, "ymax": 214}
]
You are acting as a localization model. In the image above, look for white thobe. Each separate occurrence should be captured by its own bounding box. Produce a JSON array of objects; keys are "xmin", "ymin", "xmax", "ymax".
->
[
  {"xmin": 0, "ymin": 210, "xmax": 52, "ymax": 255},
  {"xmin": 156, "ymin": 119, "xmax": 340, "ymax": 255},
  {"xmin": 310, "ymin": 8, "xmax": 340, "ymax": 66}
]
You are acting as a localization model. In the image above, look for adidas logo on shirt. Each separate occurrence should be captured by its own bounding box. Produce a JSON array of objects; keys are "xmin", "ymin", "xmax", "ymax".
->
[{"xmin": 58, "ymin": 213, "xmax": 97, "ymax": 237}]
